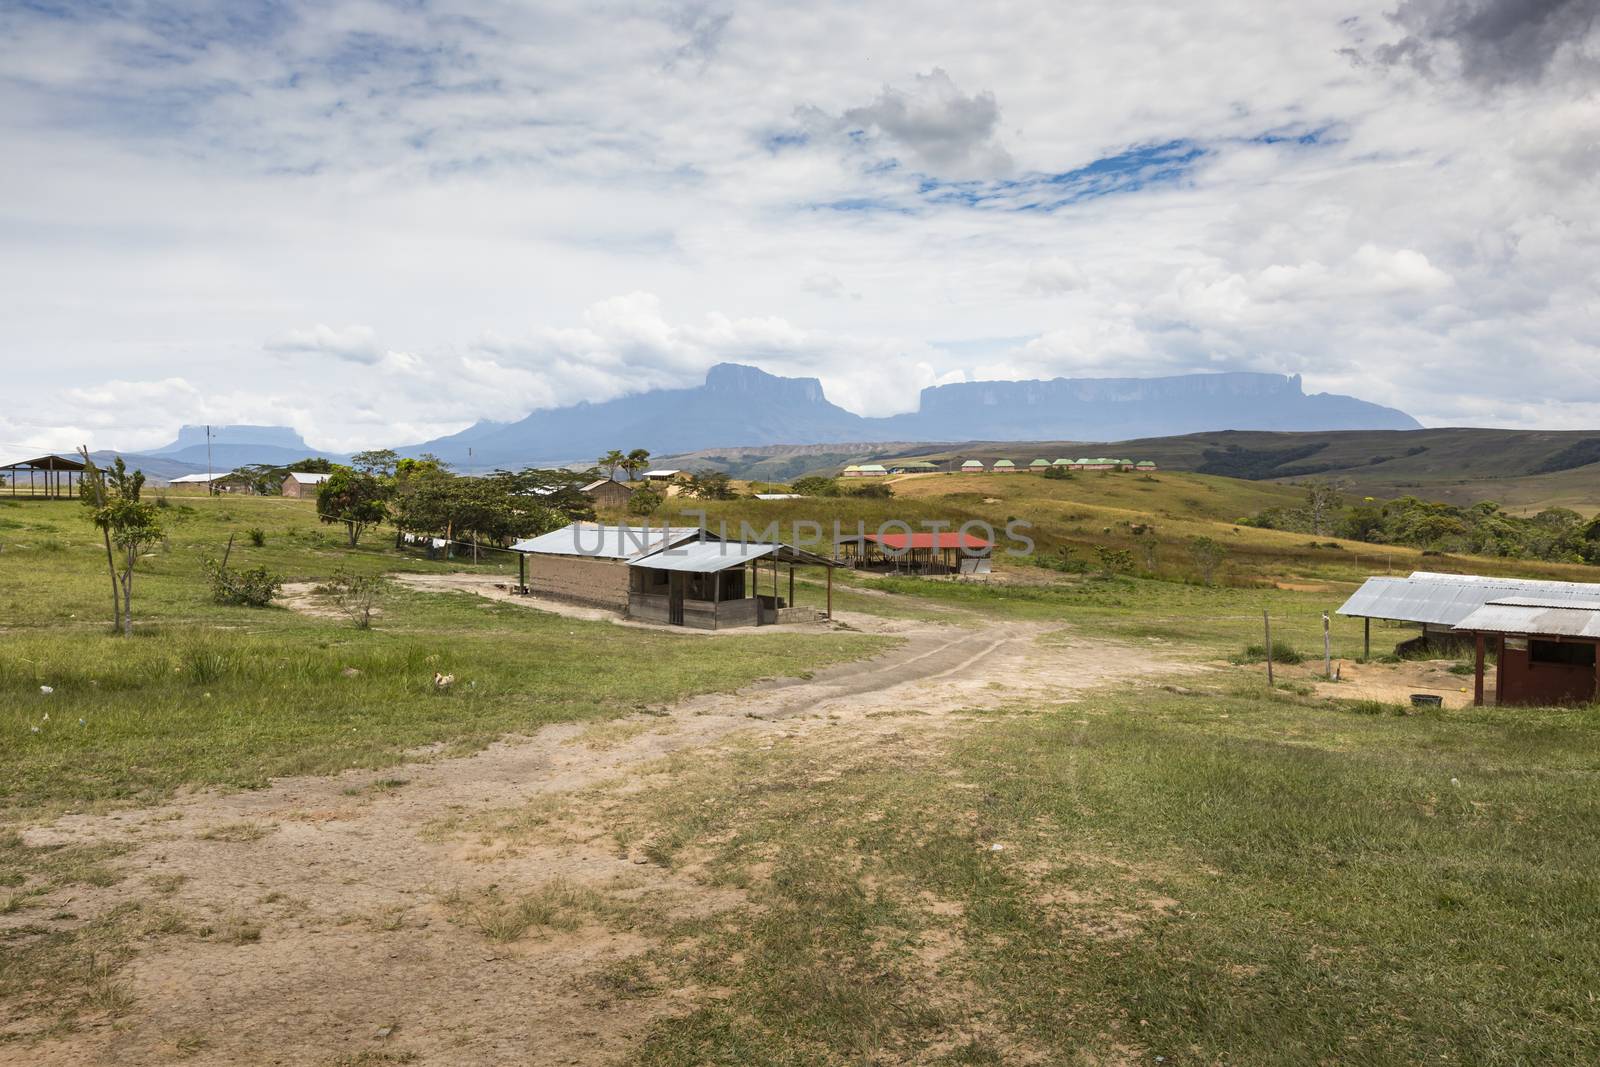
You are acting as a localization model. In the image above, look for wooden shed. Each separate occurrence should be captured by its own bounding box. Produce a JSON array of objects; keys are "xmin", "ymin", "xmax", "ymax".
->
[
  {"xmin": 580, "ymin": 479, "xmax": 634, "ymax": 509},
  {"xmin": 1454, "ymin": 596, "xmax": 1600, "ymax": 707}
]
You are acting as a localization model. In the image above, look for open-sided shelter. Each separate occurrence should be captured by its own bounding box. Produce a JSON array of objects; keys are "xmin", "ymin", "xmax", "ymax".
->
[
  {"xmin": 836, "ymin": 531, "xmax": 993, "ymax": 575},
  {"xmin": 2, "ymin": 454, "xmax": 85, "ymax": 499}
]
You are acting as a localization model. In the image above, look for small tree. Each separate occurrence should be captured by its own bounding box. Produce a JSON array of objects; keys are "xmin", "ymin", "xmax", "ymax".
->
[
  {"xmin": 685, "ymin": 470, "xmax": 735, "ymax": 500},
  {"xmin": 1094, "ymin": 546, "xmax": 1133, "ymax": 578},
  {"xmin": 628, "ymin": 485, "xmax": 664, "ymax": 515},
  {"xmin": 598, "ymin": 450, "xmax": 626, "ymax": 480},
  {"xmin": 1133, "ymin": 527, "xmax": 1159, "ymax": 571},
  {"xmin": 1188, "ymin": 535, "xmax": 1227, "ymax": 585},
  {"xmin": 1304, "ymin": 480, "xmax": 1346, "ymax": 536},
  {"xmin": 350, "ymin": 448, "xmax": 400, "ymax": 478},
  {"xmin": 790, "ymin": 475, "xmax": 840, "ymax": 497},
  {"xmin": 78, "ymin": 452, "xmax": 162, "ymax": 636},
  {"xmin": 317, "ymin": 468, "xmax": 390, "ymax": 547},
  {"xmin": 324, "ymin": 570, "xmax": 384, "ymax": 629},
  {"xmin": 621, "ymin": 448, "xmax": 651, "ymax": 483}
]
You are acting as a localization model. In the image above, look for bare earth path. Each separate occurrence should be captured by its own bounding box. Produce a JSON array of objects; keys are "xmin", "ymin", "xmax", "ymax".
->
[{"xmin": 10, "ymin": 598, "xmax": 1178, "ymax": 1066}]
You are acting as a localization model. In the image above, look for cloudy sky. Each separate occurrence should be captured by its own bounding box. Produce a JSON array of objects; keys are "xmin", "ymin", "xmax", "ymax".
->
[{"xmin": 2, "ymin": 0, "xmax": 1598, "ymax": 455}]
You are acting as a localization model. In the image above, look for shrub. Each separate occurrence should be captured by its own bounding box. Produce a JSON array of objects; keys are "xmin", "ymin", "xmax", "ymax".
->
[
  {"xmin": 323, "ymin": 570, "xmax": 385, "ymax": 629},
  {"xmin": 627, "ymin": 486, "xmax": 663, "ymax": 516},
  {"xmin": 203, "ymin": 557, "xmax": 283, "ymax": 607},
  {"xmin": 1031, "ymin": 548, "xmax": 1088, "ymax": 574},
  {"xmin": 1233, "ymin": 641, "xmax": 1306, "ymax": 665},
  {"xmin": 1094, "ymin": 546, "xmax": 1133, "ymax": 578},
  {"xmin": 247, "ymin": 527, "xmax": 266, "ymax": 547},
  {"xmin": 841, "ymin": 482, "xmax": 892, "ymax": 499}
]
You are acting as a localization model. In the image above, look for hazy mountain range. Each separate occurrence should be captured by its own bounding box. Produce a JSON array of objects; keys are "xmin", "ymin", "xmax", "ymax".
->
[
  {"xmin": 398, "ymin": 363, "xmax": 1420, "ymax": 468},
  {"xmin": 64, "ymin": 366, "xmax": 1420, "ymax": 478}
]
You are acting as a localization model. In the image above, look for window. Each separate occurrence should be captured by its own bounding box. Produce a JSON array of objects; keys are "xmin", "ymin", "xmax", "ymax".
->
[{"xmin": 1529, "ymin": 640, "xmax": 1596, "ymax": 667}]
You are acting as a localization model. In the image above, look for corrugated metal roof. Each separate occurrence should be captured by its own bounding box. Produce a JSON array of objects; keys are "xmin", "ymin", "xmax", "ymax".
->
[
  {"xmin": 632, "ymin": 540, "xmax": 835, "ymax": 573},
  {"xmin": 1454, "ymin": 599, "xmax": 1600, "ymax": 639},
  {"xmin": 286, "ymin": 471, "xmax": 331, "ymax": 484},
  {"xmin": 510, "ymin": 523, "xmax": 704, "ymax": 560},
  {"xmin": 1338, "ymin": 572, "xmax": 1600, "ymax": 626}
]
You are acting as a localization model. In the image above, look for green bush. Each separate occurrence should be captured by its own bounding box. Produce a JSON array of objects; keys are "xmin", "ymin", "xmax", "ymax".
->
[
  {"xmin": 247, "ymin": 527, "xmax": 266, "ymax": 547},
  {"xmin": 1232, "ymin": 641, "xmax": 1306, "ymax": 665}
]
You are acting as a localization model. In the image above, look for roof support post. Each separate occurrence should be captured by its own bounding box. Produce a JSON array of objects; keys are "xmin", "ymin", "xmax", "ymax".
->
[
  {"xmin": 826, "ymin": 565, "xmax": 832, "ymax": 620},
  {"xmin": 1364, "ymin": 618, "xmax": 1370, "ymax": 661},
  {"xmin": 1474, "ymin": 633, "xmax": 1485, "ymax": 707},
  {"xmin": 1495, "ymin": 634, "xmax": 1505, "ymax": 707}
]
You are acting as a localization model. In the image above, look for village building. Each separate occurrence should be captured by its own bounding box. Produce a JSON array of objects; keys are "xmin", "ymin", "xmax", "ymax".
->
[
  {"xmin": 835, "ymin": 531, "xmax": 993, "ymax": 576},
  {"xmin": 842, "ymin": 464, "xmax": 888, "ymax": 478},
  {"xmin": 639, "ymin": 469, "xmax": 688, "ymax": 484},
  {"xmin": 1027, "ymin": 459, "xmax": 1052, "ymax": 471},
  {"xmin": 1051, "ymin": 458, "xmax": 1074, "ymax": 468},
  {"xmin": 1, "ymin": 454, "xmax": 85, "ymax": 499},
  {"xmin": 579, "ymin": 478, "xmax": 634, "ymax": 509},
  {"xmin": 886, "ymin": 460, "xmax": 939, "ymax": 474},
  {"xmin": 1339, "ymin": 571, "xmax": 1600, "ymax": 706},
  {"xmin": 1136, "ymin": 460, "xmax": 1159, "ymax": 472},
  {"xmin": 509, "ymin": 523, "xmax": 835, "ymax": 629},
  {"xmin": 992, "ymin": 459, "xmax": 1018, "ymax": 473},
  {"xmin": 281, "ymin": 471, "xmax": 331, "ymax": 498},
  {"xmin": 960, "ymin": 460, "xmax": 985, "ymax": 474},
  {"xmin": 167, "ymin": 472, "xmax": 244, "ymax": 493}
]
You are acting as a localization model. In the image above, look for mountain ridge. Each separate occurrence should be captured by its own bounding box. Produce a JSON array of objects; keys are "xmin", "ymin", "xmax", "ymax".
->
[{"xmin": 399, "ymin": 363, "xmax": 1420, "ymax": 468}]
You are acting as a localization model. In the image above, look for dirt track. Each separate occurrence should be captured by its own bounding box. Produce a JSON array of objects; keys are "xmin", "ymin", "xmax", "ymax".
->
[{"xmin": 12, "ymin": 595, "xmax": 1176, "ymax": 1066}]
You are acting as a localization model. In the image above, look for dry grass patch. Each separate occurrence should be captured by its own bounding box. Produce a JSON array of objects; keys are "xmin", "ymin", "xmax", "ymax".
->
[{"xmin": 196, "ymin": 821, "xmax": 276, "ymax": 843}]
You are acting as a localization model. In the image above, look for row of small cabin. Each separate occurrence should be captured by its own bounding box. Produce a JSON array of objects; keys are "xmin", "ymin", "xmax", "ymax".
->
[{"xmin": 843, "ymin": 458, "xmax": 1157, "ymax": 477}]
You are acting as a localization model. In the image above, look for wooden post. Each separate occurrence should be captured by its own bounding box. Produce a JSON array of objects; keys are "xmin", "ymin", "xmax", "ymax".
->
[
  {"xmin": 1593, "ymin": 639, "xmax": 1599, "ymax": 706},
  {"xmin": 1363, "ymin": 617, "xmax": 1370, "ymax": 661},
  {"xmin": 826, "ymin": 565, "xmax": 832, "ymax": 619},
  {"xmin": 1495, "ymin": 634, "xmax": 1505, "ymax": 706},
  {"xmin": 518, "ymin": 552, "xmax": 526, "ymax": 591},
  {"xmin": 1263, "ymin": 609, "xmax": 1274, "ymax": 687},
  {"xmin": 788, "ymin": 564, "xmax": 795, "ymax": 608},
  {"xmin": 1473, "ymin": 633, "xmax": 1485, "ymax": 707},
  {"xmin": 1323, "ymin": 612, "xmax": 1332, "ymax": 680}
]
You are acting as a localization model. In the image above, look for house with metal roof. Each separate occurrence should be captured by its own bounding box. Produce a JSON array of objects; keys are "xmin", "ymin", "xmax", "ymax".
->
[
  {"xmin": 1051, "ymin": 458, "xmax": 1074, "ymax": 467},
  {"xmin": 1027, "ymin": 459, "xmax": 1052, "ymax": 471},
  {"xmin": 991, "ymin": 459, "xmax": 1017, "ymax": 472},
  {"xmin": 1339, "ymin": 571, "xmax": 1600, "ymax": 705},
  {"xmin": 960, "ymin": 460, "xmax": 985, "ymax": 473},
  {"xmin": 281, "ymin": 471, "xmax": 331, "ymax": 498},
  {"xmin": 509, "ymin": 522, "xmax": 835, "ymax": 628},
  {"xmin": 843, "ymin": 464, "xmax": 889, "ymax": 477},
  {"xmin": 886, "ymin": 460, "xmax": 939, "ymax": 474},
  {"xmin": 1136, "ymin": 460, "xmax": 1158, "ymax": 472}
]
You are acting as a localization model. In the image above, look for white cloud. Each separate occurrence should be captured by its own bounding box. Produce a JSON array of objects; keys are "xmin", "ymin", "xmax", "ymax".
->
[{"xmin": 0, "ymin": 0, "xmax": 1595, "ymax": 454}]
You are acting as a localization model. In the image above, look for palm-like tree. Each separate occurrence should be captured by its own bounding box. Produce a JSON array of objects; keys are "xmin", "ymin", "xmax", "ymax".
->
[
  {"xmin": 621, "ymin": 448, "xmax": 651, "ymax": 483},
  {"xmin": 598, "ymin": 450, "xmax": 626, "ymax": 480}
]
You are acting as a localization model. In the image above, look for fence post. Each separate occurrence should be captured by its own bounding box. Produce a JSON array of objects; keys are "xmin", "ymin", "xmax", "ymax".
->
[
  {"xmin": 1323, "ymin": 612, "xmax": 1333, "ymax": 679},
  {"xmin": 1263, "ymin": 609, "xmax": 1274, "ymax": 687}
]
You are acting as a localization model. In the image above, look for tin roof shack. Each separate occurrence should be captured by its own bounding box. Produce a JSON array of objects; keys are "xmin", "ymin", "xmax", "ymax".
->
[
  {"xmin": 836, "ymin": 531, "xmax": 993, "ymax": 576},
  {"xmin": 627, "ymin": 540, "xmax": 837, "ymax": 628},
  {"xmin": 1338, "ymin": 571, "xmax": 1600, "ymax": 659},
  {"xmin": 510, "ymin": 523, "xmax": 703, "ymax": 608},
  {"xmin": 580, "ymin": 478, "xmax": 634, "ymax": 510},
  {"xmin": 1454, "ymin": 597, "xmax": 1600, "ymax": 707},
  {"xmin": 960, "ymin": 460, "xmax": 985, "ymax": 474}
]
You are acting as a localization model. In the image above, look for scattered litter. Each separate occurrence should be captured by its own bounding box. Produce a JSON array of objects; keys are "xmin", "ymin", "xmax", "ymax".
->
[
  {"xmin": 373, "ymin": 1025, "xmax": 394, "ymax": 1039},
  {"xmin": 1450, "ymin": 777, "xmax": 1461, "ymax": 788},
  {"xmin": 988, "ymin": 843, "xmax": 1005, "ymax": 852},
  {"xmin": 39, "ymin": 685, "xmax": 52, "ymax": 695},
  {"xmin": 341, "ymin": 667, "xmax": 363, "ymax": 678}
]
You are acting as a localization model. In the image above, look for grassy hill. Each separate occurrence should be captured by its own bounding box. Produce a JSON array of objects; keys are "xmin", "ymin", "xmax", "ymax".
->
[
  {"xmin": 873, "ymin": 429, "xmax": 1600, "ymax": 514},
  {"xmin": 656, "ymin": 428, "xmax": 1600, "ymax": 514}
]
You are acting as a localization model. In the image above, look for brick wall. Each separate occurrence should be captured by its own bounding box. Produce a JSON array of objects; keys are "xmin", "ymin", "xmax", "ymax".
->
[{"xmin": 528, "ymin": 554, "xmax": 631, "ymax": 609}]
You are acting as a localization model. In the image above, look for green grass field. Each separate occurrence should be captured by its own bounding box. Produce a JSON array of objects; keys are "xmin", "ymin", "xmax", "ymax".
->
[
  {"xmin": 610, "ymin": 684, "xmax": 1600, "ymax": 1064},
  {"xmin": 0, "ymin": 496, "xmax": 889, "ymax": 818},
  {"xmin": 5, "ymin": 477, "xmax": 1600, "ymax": 1062}
]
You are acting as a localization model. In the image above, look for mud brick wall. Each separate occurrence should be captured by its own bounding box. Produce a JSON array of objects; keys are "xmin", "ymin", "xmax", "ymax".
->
[{"xmin": 528, "ymin": 554, "xmax": 631, "ymax": 609}]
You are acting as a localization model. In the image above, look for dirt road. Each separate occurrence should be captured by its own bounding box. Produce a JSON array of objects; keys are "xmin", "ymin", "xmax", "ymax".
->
[{"xmin": 10, "ymin": 600, "xmax": 1174, "ymax": 1066}]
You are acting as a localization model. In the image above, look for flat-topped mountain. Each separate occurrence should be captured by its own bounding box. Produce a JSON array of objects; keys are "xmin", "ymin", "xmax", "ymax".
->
[{"xmin": 402, "ymin": 363, "xmax": 1419, "ymax": 468}]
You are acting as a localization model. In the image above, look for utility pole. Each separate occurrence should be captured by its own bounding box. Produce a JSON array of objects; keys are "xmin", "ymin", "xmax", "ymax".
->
[{"xmin": 206, "ymin": 424, "xmax": 214, "ymax": 496}]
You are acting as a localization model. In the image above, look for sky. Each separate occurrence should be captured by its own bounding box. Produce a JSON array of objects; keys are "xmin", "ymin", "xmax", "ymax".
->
[{"xmin": 1, "ymin": 0, "xmax": 1598, "ymax": 456}]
